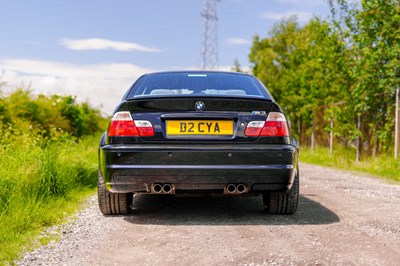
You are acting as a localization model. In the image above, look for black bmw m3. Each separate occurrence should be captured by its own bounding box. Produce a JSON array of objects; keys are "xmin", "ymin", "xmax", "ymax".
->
[{"xmin": 98, "ymin": 71, "xmax": 299, "ymax": 215}]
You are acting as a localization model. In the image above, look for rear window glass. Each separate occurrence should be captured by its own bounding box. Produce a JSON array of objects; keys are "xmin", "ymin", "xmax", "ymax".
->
[{"xmin": 126, "ymin": 72, "xmax": 271, "ymax": 99}]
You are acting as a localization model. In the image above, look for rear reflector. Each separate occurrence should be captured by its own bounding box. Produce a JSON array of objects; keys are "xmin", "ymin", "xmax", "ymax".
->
[
  {"xmin": 245, "ymin": 112, "xmax": 289, "ymax": 137},
  {"xmin": 108, "ymin": 120, "xmax": 138, "ymax": 136},
  {"xmin": 108, "ymin": 111, "xmax": 154, "ymax": 137}
]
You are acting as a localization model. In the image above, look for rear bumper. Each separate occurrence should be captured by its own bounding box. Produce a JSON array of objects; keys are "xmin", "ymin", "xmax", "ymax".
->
[{"xmin": 99, "ymin": 144, "xmax": 298, "ymax": 194}]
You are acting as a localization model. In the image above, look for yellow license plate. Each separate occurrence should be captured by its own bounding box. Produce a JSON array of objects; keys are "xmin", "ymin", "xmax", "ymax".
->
[{"xmin": 166, "ymin": 120, "xmax": 233, "ymax": 136}]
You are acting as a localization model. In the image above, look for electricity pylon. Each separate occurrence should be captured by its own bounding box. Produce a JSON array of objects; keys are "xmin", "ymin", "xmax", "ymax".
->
[{"xmin": 199, "ymin": 0, "xmax": 220, "ymax": 70}]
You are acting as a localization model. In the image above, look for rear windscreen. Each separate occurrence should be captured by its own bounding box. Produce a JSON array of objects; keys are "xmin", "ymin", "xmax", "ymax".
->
[{"xmin": 126, "ymin": 72, "xmax": 272, "ymax": 99}]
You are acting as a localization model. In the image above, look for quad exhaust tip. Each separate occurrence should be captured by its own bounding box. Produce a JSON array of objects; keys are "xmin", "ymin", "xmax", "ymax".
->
[
  {"xmin": 225, "ymin": 183, "xmax": 247, "ymax": 194},
  {"xmin": 152, "ymin": 183, "xmax": 174, "ymax": 194},
  {"xmin": 163, "ymin": 183, "xmax": 172, "ymax": 193},
  {"xmin": 153, "ymin": 183, "xmax": 163, "ymax": 193},
  {"xmin": 227, "ymin": 184, "xmax": 237, "ymax": 193},
  {"xmin": 237, "ymin": 184, "xmax": 247, "ymax": 194}
]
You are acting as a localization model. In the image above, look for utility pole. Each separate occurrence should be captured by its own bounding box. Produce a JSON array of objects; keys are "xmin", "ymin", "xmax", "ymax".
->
[
  {"xmin": 395, "ymin": 87, "xmax": 399, "ymax": 159},
  {"xmin": 200, "ymin": 0, "xmax": 220, "ymax": 70},
  {"xmin": 311, "ymin": 122, "xmax": 315, "ymax": 151}
]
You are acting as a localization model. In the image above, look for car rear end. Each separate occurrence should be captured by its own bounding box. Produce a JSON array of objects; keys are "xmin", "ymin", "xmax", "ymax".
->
[{"xmin": 98, "ymin": 71, "xmax": 299, "ymax": 215}]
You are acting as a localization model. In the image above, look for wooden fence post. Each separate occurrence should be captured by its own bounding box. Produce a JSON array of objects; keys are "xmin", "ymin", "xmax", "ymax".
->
[
  {"xmin": 395, "ymin": 87, "xmax": 399, "ymax": 159},
  {"xmin": 356, "ymin": 114, "xmax": 361, "ymax": 163},
  {"xmin": 330, "ymin": 115, "xmax": 333, "ymax": 156}
]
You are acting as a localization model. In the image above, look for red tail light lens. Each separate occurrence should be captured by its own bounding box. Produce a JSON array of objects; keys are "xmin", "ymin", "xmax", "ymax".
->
[
  {"xmin": 108, "ymin": 120, "xmax": 138, "ymax": 136},
  {"xmin": 260, "ymin": 121, "xmax": 289, "ymax": 136},
  {"xmin": 245, "ymin": 112, "xmax": 289, "ymax": 137},
  {"xmin": 108, "ymin": 112, "xmax": 154, "ymax": 137}
]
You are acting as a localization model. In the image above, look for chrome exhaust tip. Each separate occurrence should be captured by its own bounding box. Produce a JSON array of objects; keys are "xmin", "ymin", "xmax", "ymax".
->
[
  {"xmin": 226, "ymin": 184, "xmax": 237, "ymax": 194},
  {"xmin": 237, "ymin": 184, "xmax": 247, "ymax": 194},
  {"xmin": 153, "ymin": 183, "xmax": 163, "ymax": 193},
  {"xmin": 162, "ymin": 183, "xmax": 172, "ymax": 193}
]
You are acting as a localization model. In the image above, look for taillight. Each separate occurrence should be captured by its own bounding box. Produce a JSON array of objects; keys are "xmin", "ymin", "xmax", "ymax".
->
[
  {"xmin": 245, "ymin": 112, "xmax": 289, "ymax": 137},
  {"xmin": 244, "ymin": 121, "xmax": 265, "ymax": 136},
  {"xmin": 134, "ymin": 120, "xmax": 155, "ymax": 137},
  {"xmin": 108, "ymin": 111, "xmax": 154, "ymax": 137}
]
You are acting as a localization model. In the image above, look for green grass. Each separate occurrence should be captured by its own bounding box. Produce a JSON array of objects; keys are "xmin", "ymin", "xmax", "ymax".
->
[
  {"xmin": 300, "ymin": 145, "xmax": 400, "ymax": 182},
  {"xmin": 0, "ymin": 133, "xmax": 100, "ymax": 264}
]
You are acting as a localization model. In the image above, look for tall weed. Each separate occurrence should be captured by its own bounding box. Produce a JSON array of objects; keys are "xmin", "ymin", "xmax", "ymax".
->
[{"xmin": 0, "ymin": 128, "xmax": 100, "ymax": 264}]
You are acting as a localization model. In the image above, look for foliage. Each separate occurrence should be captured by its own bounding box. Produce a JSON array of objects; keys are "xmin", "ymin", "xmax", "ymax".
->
[
  {"xmin": 334, "ymin": 0, "xmax": 400, "ymax": 155},
  {"xmin": 231, "ymin": 58, "xmax": 244, "ymax": 72},
  {"xmin": 0, "ymin": 88, "xmax": 108, "ymax": 139},
  {"xmin": 0, "ymin": 85, "xmax": 107, "ymax": 264},
  {"xmin": 0, "ymin": 127, "xmax": 101, "ymax": 264},
  {"xmin": 249, "ymin": 0, "xmax": 400, "ymax": 157}
]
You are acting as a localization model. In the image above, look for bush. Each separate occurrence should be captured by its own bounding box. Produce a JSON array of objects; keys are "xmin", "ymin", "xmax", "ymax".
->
[
  {"xmin": 0, "ymin": 86, "xmax": 107, "ymax": 264},
  {"xmin": 0, "ymin": 89, "xmax": 108, "ymax": 139}
]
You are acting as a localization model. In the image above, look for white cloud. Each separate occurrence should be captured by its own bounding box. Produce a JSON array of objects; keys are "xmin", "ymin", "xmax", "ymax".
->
[
  {"xmin": 225, "ymin": 38, "xmax": 251, "ymax": 46},
  {"xmin": 61, "ymin": 38, "xmax": 161, "ymax": 52},
  {"xmin": 261, "ymin": 11, "xmax": 314, "ymax": 22},
  {"xmin": 0, "ymin": 59, "xmax": 154, "ymax": 115}
]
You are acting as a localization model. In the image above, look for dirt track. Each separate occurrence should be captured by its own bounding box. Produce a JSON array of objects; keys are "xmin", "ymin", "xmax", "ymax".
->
[{"xmin": 18, "ymin": 163, "xmax": 400, "ymax": 265}]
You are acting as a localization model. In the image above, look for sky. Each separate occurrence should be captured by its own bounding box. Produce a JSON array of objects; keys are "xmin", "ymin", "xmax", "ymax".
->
[{"xmin": 0, "ymin": 0, "xmax": 332, "ymax": 115}]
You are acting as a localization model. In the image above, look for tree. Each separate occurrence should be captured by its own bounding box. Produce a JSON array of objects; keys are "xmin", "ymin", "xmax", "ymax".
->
[
  {"xmin": 329, "ymin": 0, "xmax": 400, "ymax": 155},
  {"xmin": 249, "ymin": 17, "xmax": 350, "ymax": 145},
  {"xmin": 249, "ymin": 1, "xmax": 399, "ymax": 157},
  {"xmin": 231, "ymin": 58, "xmax": 243, "ymax": 72}
]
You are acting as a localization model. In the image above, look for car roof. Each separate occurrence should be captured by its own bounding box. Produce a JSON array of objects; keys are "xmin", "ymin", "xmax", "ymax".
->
[{"xmin": 141, "ymin": 70, "xmax": 254, "ymax": 77}]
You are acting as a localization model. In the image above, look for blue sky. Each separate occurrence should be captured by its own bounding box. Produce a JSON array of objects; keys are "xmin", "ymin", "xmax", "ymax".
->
[{"xmin": 0, "ymin": 0, "xmax": 331, "ymax": 115}]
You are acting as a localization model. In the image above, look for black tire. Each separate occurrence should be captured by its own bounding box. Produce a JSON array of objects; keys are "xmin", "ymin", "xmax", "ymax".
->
[
  {"xmin": 98, "ymin": 172, "xmax": 133, "ymax": 215},
  {"xmin": 263, "ymin": 173, "xmax": 299, "ymax": 215}
]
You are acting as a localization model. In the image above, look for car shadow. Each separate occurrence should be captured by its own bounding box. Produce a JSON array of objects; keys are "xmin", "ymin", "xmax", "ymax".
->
[{"xmin": 122, "ymin": 194, "xmax": 340, "ymax": 226}]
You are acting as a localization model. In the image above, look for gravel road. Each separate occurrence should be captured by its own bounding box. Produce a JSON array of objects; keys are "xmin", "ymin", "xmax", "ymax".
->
[{"xmin": 17, "ymin": 163, "xmax": 400, "ymax": 266}]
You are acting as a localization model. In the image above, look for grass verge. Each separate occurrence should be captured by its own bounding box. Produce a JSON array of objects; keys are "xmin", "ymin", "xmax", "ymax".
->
[
  {"xmin": 300, "ymin": 145, "xmax": 400, "ymax": 182},
  {"xmin": 0, "ymin": 133, "xmax": 100, "ymax": 264}
]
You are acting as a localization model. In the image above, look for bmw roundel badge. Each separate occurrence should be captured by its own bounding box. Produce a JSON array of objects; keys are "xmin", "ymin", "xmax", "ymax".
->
[{"xmin": 195, "ymin": 101, "xmax": 205, "ymax": 111}]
